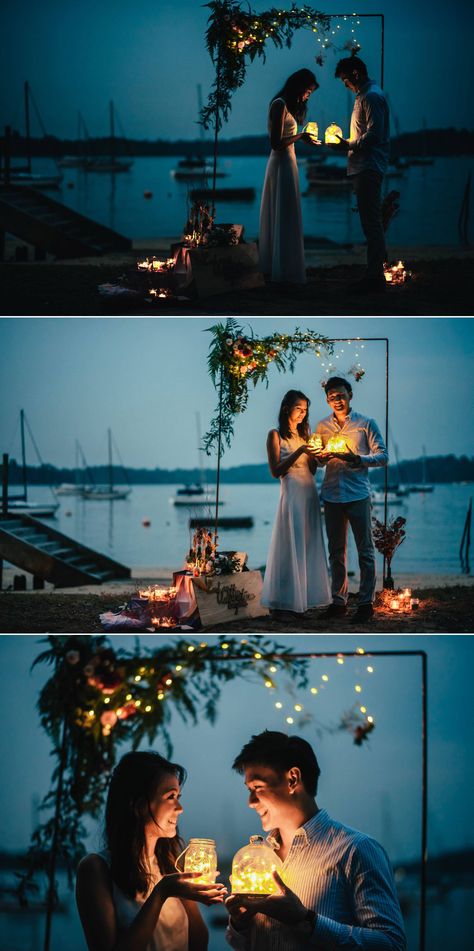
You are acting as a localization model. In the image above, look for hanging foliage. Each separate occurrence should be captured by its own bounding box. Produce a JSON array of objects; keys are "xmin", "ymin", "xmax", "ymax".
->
[
  {"xmin": 202, "ymin": 2, "xmax": 331, "ymax": 130},
  {"xmin": 17, "ymin": 635, "xmax": 309, "ymax": 897},
  {"xmin": 204, "ymin": 318, "xmax": 332, "ymax": 455},
  {"xmin": 202, "ymin": 2, "xmax": 364, "ymax": 131}
]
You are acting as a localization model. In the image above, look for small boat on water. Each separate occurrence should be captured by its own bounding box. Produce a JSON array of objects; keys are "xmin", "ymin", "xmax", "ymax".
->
[
  {"xmin": 172, "ymin": 157, "xmax": 227, "ymax": 180},
  {"xmin": 82, "ymin": 102, "xmax": 133, "ymax": 173},
  {"xmin": 55, "ymin": 440, "xmax": 90, "ymax": 496},
  {"xmin": 6, "ymin": 410, "xmax": 59, "ymax": 517},
  {"xmin": 305, "ymin": 163, "xmax": 351, "ymax": 188},
  {"xmin": 3, "ymin": 82, "xmax": 63, "ymax": 190},
  {"xmin": 172, "ymin": 483, "xmax": 220, "ymax": 507},
  {"xmin": 371, "ymin": 490, "xmax": 405, "ymax": 506},
  {"xmin": 82, "ymin": 429, "xmax": 131, "ymax": 500}
]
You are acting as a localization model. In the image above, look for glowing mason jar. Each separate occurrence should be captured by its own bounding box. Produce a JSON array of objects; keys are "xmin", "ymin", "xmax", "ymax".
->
[
  {"xmin": 325, "ymin": 122, "xmax": 343, "ymax": 144},
  {"xmin": 231, "ymin": 835, "xmax": 281, "ymax": 896},
  {"xmin": 176, "ymin": 838, "xmax": 217, "ymax": 884},
  {"xmin": 304, "ymin": 121, "xmax": 319, "ymax": 142}
]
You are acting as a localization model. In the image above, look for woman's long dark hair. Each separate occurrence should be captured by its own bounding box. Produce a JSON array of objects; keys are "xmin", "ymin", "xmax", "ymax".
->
[
  {"xmin": 104, "ymin": 750, "xmax": 186, "ymax": 899},
  {"xmin": 272, "ymin": 68, "xmax": 318, "ymax": 124},
  {"xmin": 278, "ymin": 390, "xmax": 311, "ymax": 440}
]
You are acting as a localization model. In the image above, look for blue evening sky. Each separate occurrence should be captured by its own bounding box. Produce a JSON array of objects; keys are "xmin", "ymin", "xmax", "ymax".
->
[
  {"xmin": 1, "ymin": 1, "xmax": 472, "ymax": 141},
  {"xmin": 0, "ymin": 318, "xmax": 473, "ymax": 470},
  {"xmin": 0, "ymin": 634, "xmax": 473, "ymax": 864}
]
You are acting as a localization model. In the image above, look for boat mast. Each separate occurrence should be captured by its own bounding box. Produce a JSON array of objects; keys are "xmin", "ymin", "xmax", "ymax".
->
[
  {"xmin": 20, "ymin": 409, "xmax": 28, "ymax": 501},
  {"xmin": 108, "ymin": 428, "xmax": 113, "ymax": 493},
  {"xmin": 110, "ymin": 101, "xmax": 115, "ymax": 166},
  {"xmin": 24, "ymin": 81, "xmax": 31, "ymax": 174},
  {"xmin": 422, "ymin": 445, "xmax": 426, "ymax": 486}
]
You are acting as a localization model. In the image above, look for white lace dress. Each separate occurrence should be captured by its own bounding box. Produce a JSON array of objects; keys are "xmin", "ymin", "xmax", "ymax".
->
[
  {"xmin": 259, "ymin": 97, "xmax": 306, "ymax": 284},
  {"xmin": 261, "ymin": 434, "xmax": 331, "ymax": 613}
]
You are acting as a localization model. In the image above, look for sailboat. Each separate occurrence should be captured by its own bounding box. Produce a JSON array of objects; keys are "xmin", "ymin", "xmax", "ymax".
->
[
  {"xmin": 57, "ymin": 112, "xmax": 90, "ymax": 168},
  {"xmin": 6, "ymin": 410, "xmax": 59, "ymax": 517},
  {"xmin": 406, "ymin": 446, "xmax": 434, "ymax": 493},
  {"xmin": 171, "ymin": 413, "xmax": 221, "ymax": 507},
  {"xmin": 82, "ymin": 429, "xmax": 131, "ymax": 500},
  {"xmin": 55, "ymin": 440, "xmax": 90, "ymax": 495},
  {"xmin": 4, "ymin": 82, "xmax": 63, "ymax": 189},
  {"xmin": 171, "ymin": 85, "xmax": 226, "ymax": 180},
  {"xmin": 83, "ymin": 102, "xmax": 133, "ymax": 173}
]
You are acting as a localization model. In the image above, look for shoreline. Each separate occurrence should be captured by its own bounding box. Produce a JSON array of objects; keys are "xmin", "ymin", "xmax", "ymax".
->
[{"xmin": 2, "ymin": 243, "xmax": 473, "ymax": 316}]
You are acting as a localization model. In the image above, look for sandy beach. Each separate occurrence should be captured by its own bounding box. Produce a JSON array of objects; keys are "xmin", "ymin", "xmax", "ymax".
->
[
  {"xmin": 1, "ymin": 567, "xmax": 473, "ymax": 633},
  {"xmin": 1, "ymin": 241, "xmax": 473, "ymax": 316}
]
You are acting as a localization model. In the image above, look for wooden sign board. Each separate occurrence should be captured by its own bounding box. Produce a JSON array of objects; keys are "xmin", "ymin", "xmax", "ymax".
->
[
  {"xmin": 192, "ymin": 570, "xmax": 269, "ymax": 627},
  {"xmin": 187, "ymin": 243, "xmax": 265, "ymax": 299}
]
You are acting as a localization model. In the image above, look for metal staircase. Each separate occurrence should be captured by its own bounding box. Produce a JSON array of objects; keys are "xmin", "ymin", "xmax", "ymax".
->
[
  {"xmin": 0, "ymin": 185, "xmax": 132, "ymax": 258},
  {"xmin": 0, "ymin": 514, "xmax": 131, "ymax": 587}
]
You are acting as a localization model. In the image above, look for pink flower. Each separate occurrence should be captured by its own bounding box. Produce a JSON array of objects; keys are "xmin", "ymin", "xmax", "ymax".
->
[{"xmin": 100, "ymin": 710, "xmax": 118, "ymax": 728}]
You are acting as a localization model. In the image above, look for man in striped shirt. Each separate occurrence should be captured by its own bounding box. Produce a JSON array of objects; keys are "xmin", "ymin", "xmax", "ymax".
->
[{"xmin": 226, "ymin": 731, "xmax": 406, "ymax": 950}]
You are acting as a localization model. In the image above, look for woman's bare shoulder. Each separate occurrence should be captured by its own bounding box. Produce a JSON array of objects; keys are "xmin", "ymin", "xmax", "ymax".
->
[
  {"xmin": 267, "ymin": 428, "xmax": 280, "ymax": 440},
  {"xmin": 77, "ymin": 853, "xmax": 110, "ymax": 881}
]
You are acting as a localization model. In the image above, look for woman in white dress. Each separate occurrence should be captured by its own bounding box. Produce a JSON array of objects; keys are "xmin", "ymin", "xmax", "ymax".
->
[
  {"xmin": 262, "ymin": 390, "xmax": 331, "ymax": 617},
  {"xmin": 76, "ymin": 751, "xmax": 226, "ymax": 951},
  {"xmin": 259, "ymin": 68, "xmax": 319, "ymax": 284}
]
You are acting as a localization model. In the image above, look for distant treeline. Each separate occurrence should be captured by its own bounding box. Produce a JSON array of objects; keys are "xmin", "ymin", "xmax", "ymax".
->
[
  {"xmin": 2, "ymin": 127, "xmax": 474, "ymax": 158},
  {"xmin": 5, "ymin": 455, "xmax": 474, "ymax": 486}
]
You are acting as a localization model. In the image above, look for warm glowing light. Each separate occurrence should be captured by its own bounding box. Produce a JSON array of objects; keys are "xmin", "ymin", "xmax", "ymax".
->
[
  {"xmin": 355, "ymin": 684, "xmax": 362, "ymax": 693},
  {"xmin": 384, "ymin": 261, "xmax": 408, "ymax": 284},
  {"xmin": 294, "ymin": 704, "xmax": 302, "ymax": 712},
  {"xmin": 103, "ymin": 697, "xmax": 110, "ymax": 704},
  {"xmin": 231, "ymin": 836, "xmax": 281, "ymax": 896},
  {"xmin": 275, "ymin": 702, "xmax": 283, "ymax": 709},
  {"xmin": 308, "ymin": 433, "xmax": 323, "ymax": 451},
  {"xmin": 356, "ymin": 648, "xmax": 365, "ymax": 654},
  {"xmin": 325, "ymin": 122, "xmax": 343, "ymax": 144},
  {"xmin": 254, "ymin": 652, "xmax": 262, "ymax": 660},
  {"xmin": 322, "ymin": 674, "xmax": 329, "ymax": 682},
  {"xmin": 360, "ymin": 706, "xmax": 367, "ymax": 713},
  {"xmin": 125, "ymin": 693, "xmax": 132, "ymax": 701},
  {"xmin": 187, "ymin": 645, "xmax": 196, "ymax": 652},
  {"xmin": 178, "ymin": 839, "xmax": 218, "ymax": 885},
  {"xmin": 390, "ymin": 598, "xmax": 400, "ymax": 610},
  {"xmin": 337, "ymin": 656, "xmax": 344, "ymax": 665},
  {"xmin": 134, "ymin": 675, "xmax": 141, "ymax": 682},
  {"xmin": 325, "ymin": 435, "xmax": 348, "ymax": 453},
  {"xmin": 265, "ymin": 680, "xmax": 273, "ymax": 688},
  {"xmin": 367, "ymin": 715, "xmax": 374, "ymax": 723},
  {"xmin": 304, "ymin": 120, "xmax": 319, "ymax": 142},
  {"xmin": 269, "ymin": 666, "xmax": 277, "ymax": 673},
  {"xmin": 165, "ymin": 678, "xmax": 173, "ymax": 686},
  {"xmin": 176, "ymin": 665, "xmax": 183, "ymax": 671},
  {"xmin": 367, "ymin": 666, "xmax": 374, "ymax": 673},
  {"xmin": 145, "ymin": 705, "xmax": 152, "ymax": 712},
  {"xmin": 286, "ymin": 717, "xmax": 294, "ymax": 724},
  {"xmin": 310, "ymin": 687, "xmax": 318, "ymax": 695}
]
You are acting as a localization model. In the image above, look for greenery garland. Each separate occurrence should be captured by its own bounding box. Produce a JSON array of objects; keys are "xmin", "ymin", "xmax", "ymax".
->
[
  {"xmin": 202, "ymin": 2, "xmax": 333, "ymax": 131},
  {"xmin": 18, "ymin": 635, "xmax": 374, "ymax": 905},
  {"xmin": 203, "ymin": 318, "xmax": 332, "ymax": 455},
  {"xmin": 18, "ymin": 635, "xmax": 308, "ymax": 901}
]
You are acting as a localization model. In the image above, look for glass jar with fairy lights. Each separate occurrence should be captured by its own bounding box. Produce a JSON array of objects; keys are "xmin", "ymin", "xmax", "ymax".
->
[
  {"xmin": 175, "ymin": 838, "xmax": 218, "ymax": 884},
  {"xmin": 231, "ymin": 835, "xmax": 282, "ymax": 897}
]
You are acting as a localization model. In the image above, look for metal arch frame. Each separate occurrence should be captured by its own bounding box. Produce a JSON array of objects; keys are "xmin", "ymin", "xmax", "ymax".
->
[
  {"xmin": 42, "ymin": 646, "xmax": 427, "ymax": 951},
  {"xmin": 210, "ymin": 10, "xmax": 385, "ymax": 197},
  {"xmin": 214, "ymin": 336, "xmax": 390, "ymax": 580}
]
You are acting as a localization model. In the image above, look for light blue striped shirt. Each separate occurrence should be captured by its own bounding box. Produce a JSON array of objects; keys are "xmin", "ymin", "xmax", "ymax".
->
[
  {"xmin": 227, "ymin": 810, "xmax": 406, "ymax": 951},
  {"xmin": 316, "ymin": 410, "xmax": 388, "ymax": 504}
]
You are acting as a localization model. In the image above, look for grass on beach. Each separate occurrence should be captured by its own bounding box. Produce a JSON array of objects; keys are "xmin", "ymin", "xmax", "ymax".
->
[{"xmin": 1, "ymin": 586, "xmax": 472, "ymax": 634}]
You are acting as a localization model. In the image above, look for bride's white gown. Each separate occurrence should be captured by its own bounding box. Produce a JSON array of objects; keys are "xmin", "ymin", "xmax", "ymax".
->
[
  {"xmin": 259, "ymin": 98, "xmax": 306, "ymax": 284},
  {"xmin": 261, "ymin": 434, "xmax": 331, "ymax": 613}
]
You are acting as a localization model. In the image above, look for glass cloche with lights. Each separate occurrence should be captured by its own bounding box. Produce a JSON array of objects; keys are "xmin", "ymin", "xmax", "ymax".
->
[{"xmin": 231, "ymin": 835, "xmax": 282, "ymax": 896}]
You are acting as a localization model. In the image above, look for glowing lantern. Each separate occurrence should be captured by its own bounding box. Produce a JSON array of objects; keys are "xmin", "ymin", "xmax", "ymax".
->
[
  {"xmin": 325, "ymin": 122, "xmax": 343, "ymax": 144},
  {"xmin": 176, "ymin": 838, "xmax": 218, "ymax": 884},
  {"xmin": 231, "ymin": 835, "xmax": 282, "ymax": 896},
  {"xmin": 304, "ymin": 121, "xmax": 319, "ymax": 143},
  {"xmin": 325, "ymin": 435, "xmax": 349, "ymax": 453},
  {"xmin": 384, "ymin": 261, "xmax": 407, "ymax": 284},
  {"xmin": 390, "ymin": 598, "xmax": 400, "ymax": 611},
  {"xmin": 308, "ymin": 433, "xmax": 323, "ymax": 451}
]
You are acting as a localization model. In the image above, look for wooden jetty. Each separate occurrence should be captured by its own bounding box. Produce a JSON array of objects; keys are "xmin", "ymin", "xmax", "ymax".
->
[
  {"xmin": 0, "ymin": 184, "xmax": 132, "ymax": 258},
  {"xmin": 0, "ymin": 514, "xmax": 130, "ymax": 587}
]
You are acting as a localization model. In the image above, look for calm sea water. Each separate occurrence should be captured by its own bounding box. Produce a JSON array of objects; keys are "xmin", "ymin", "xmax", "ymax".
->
[
  {"xmin": 18, "ymin": 481, "xmax": 474, "ymax": 576},
  {"xmin": 0, "ymin": 873, "xmax": 472, "ymax": 951},
  {"xmin": 32, "ymin": 154, "xmax": 473, "ymax": 246}
]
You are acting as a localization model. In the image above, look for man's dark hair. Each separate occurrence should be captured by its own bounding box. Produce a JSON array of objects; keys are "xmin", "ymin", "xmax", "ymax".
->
[
  {"xmin": 335, "ymin": 56, "xmax": 368, "ymax": 81},
  {"xmin": 324, "ymin": 376, "xmax": 353, "ymax": 398},
  {"xmin": 232, "ymin": 730, "xmax": 321, "ymax": 797}
]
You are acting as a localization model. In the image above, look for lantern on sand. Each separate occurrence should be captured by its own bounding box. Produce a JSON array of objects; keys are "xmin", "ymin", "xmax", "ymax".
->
[
  {"xmin": 231, "ymin": 835, "xmax": 282, "ymax": 896},
  {"xmin": 325, "ymin": 122, "xmax": 343, "ymax": 144},
  {"xmin": 176, "ymin": 838, "xmax": 218, "ymax": 884},
  {"xmin": 304, "ymin": 121, "xmax": 319, "ymax": 143}
]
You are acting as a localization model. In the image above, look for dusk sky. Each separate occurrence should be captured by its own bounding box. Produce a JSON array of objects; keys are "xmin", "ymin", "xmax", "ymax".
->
[
  {"xmin": 1, "ymin": 634, "xmax": 473, "ymax": 866},
  {"xmin": 0, "ymin": 317, "xmax": 473, "ymax": 471},
  {"xmin": 1, "ymin": 0, "xmax": 472, "ymax": 142}
]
